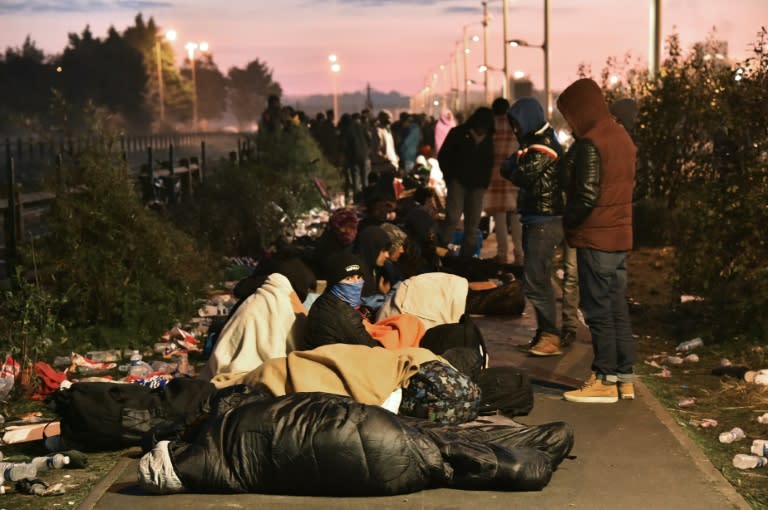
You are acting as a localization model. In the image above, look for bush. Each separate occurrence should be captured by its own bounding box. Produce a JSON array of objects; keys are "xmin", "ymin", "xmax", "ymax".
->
[
  {"xmin": 175, "ymin": 124, "xmax": 341, "ymax": 256},
  {"xmin": 29, "ymin": 113, "xmax": 217, "ymax": 342}
]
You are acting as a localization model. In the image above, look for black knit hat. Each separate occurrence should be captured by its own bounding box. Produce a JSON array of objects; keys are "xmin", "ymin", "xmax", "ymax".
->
[{"xmin": 325, "ymin": 252, "xmax": 364, "ymax": 287}]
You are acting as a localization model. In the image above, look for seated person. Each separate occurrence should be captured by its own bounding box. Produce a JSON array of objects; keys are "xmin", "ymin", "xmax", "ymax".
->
[
  {"xmin": 302, "ymin": 253, "xmax": 378, "ymax": 350},
  {"xmin": 355, "ymin": 225, "xmax": 393, "ymax": 309},
  {"xmin": 310, "ymin": 207, "xmax": 359, "ymax": 281},
  {"xmin": 379, "ymin": 222, "xmax": 407, "ymax": 290}
]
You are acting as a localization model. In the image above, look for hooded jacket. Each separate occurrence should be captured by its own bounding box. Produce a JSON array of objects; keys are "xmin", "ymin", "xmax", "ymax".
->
[
  {"xmin": 556, "ymin": 78, "xmax": 636, "ymax": 251},
  {"xmin": 504, "ymin": 97, "xmax": 564, "ymax": 219},
  {"xmin": 437, "ymin": 107, "xmax": 495, "ymax": 189}
]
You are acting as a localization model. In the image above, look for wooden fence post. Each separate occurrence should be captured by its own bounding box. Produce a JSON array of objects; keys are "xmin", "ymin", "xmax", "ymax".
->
[
  {"xmin": 200, "ymin": 140, "xmax": 206, "ymax": 183},
  {"xmin": 5, "ymin": 155, "xmax": 18, "ymax": 286}
]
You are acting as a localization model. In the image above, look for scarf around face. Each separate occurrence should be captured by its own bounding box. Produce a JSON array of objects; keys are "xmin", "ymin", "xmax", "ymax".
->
[{"xmin": 330, "ymin": 279, "xmax": 365, "ymax": 308}]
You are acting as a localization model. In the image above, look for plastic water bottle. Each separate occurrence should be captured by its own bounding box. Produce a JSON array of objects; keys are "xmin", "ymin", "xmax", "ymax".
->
[
  {"xmin": 751, "ymin": 439, "xmax": 768, "ymax": 456},
  {"xmin": 719, "ymin": 427, "xmax": 746, "ymax": 443},
  {"xmin": 31, "ymin": 453, "xmax": 70, "ymax": 470},
  {"xmin": 675, "ymin": 337, "xmax": 704, "ymax": 352},
  {"xmin": 732, "ymin": 453, "xmax": 767, "ymax": 469},
  {"xmin": 129, "ymin": 350, "xmax": 146, "ymax": 377},
  {"xmin": 0, "ymin": 461, "xmax": 38, "ymax": 481}
]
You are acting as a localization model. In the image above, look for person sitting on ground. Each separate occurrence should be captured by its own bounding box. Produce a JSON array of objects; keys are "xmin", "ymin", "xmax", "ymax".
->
[
  {"xmin": 355, "ymin": 225, "xmax": 393, "ymax": 308},
  {"xmin": 379, "ymin": 222, "xmax": 408, "ymax": 290},
  {"xmin": 310, "ymin": 207, "xmax": 360, "ymax": 280},
  {"xmin": 302, "ymin": 253, "xmax": 379, "ymax": 350}
]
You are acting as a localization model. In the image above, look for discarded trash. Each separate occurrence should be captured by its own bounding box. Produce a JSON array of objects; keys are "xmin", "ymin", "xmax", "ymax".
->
[
  {"xmin": 751, "ymin": 439, "xmax": 768, "ymax": 457},
  {"xmin": 680, "ymin": 294, "xmax": 704, "ymax": 303},
  {"xmin": 656, "ymin": 368, "xmax": 672, "ymax": 378},
  {"xmin": 758, "ymin": 413, "xmax": 768, "ymax": 424},
  {"xmin": 744, "ymin": 369, "xmax": 768, "ymax": 385},
  {"xmin": 684, "ymin": 353, "xmax": 700, "ymax": 363},
  {"xmin": 732, "ymin": 453, "xmax": 767, "ymax": 470},
  {"xmin": 720, "ymin": 358, "xmax": 733, "ymax": 367},
  {"xmin": 15, "ymin": 478, "xmax": 66, "ymax": 496},
  {"xmin": 676, "ymin": 337, "xmax": 704, "ymax": 352},
  {"xmin": 84, "ymin": 350, "xmax": 122, "ymax": 363},
  {"xmin": 645, "ymin": 360, "xmax": 662, "ymax": 369},
  {"xmin": 719, "ymin": 427, "xmax": 746, "ymax": 444},
  {"xmin": 690, "ymin": 418, "xmax": 718, "ymax": 428},
  {"xmin": 31, "ymin": 454, "xmax": 70, "ymax": 470},
  {"xmin": 0, "ymin": 461, "xmax": 38, "ymax": 481},
  {"xmin": 677, "ymin": 398, "xmax": 696, "ymax": 408}
]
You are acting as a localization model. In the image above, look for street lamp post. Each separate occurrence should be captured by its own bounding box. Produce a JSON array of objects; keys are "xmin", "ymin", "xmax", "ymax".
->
[
  {"xmin": 185, "ymin": 40, "xmax": 209, "ymax": 131},
  {"xmin": 462, "ymin": 24, "xmax": 481, "ymax": 112},
  {"xmin": 506, "ymin": 0, "xmax": 550, "ymax": 117},
  {"xmin": 329, "ymin": 54, "xmax": 341, "ymax": 125},
  {"xmin": 155, "ymin": 29, "xmax": 176, "ymax": 125},
  {"xmin": 482, "ymin": 1, "xmax": 490, "ymax": 104}
]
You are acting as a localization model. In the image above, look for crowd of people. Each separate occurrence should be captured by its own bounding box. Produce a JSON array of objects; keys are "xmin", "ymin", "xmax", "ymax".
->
[{"xmin": 249, "ymin": 80, "xmax": 638, "ymax": 405}]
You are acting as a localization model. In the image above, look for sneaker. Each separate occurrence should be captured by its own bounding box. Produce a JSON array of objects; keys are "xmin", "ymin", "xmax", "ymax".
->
[
  {"xmin": 563, "ymin": 375, "xmax": 619, "ymax": 403},
  {"xmin": 530, "ymin": 332, "xmax": 562, "ymax": 357},
  {"xmin": 619, "ymin": 382, "xmax": 635, "ymax": 400},
  {"xmin": 517, "ymin": 332, "xmax": 540, "ymax": 352}
]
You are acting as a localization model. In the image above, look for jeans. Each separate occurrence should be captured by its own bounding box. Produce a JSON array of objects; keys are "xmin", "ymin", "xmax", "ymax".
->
[
  {"xmin": 492, "ymin": 209, "xmax": 523, "ymax": 264},
  {"xmin": 440, "ymin": 180, "xmax": 486, "ymax": 257},
  {"xmin": 561, "ymin": 241, "xmax": 580, "ymax": 333},
  {"xmin": 522, "ymin": 218, "xmax": 563, "ymax": 336},
  {"xmin": 577, "ymin": 248, "xmax": 634, "ymax": 382}
]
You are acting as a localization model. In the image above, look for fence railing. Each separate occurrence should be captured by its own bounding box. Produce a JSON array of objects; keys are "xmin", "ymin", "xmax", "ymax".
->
[{"xmin": 1, "ymin": 132, "xmax": 255, "ymax": 283}]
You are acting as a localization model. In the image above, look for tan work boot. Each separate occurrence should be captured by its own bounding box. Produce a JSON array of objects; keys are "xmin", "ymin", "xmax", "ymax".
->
[
  {"xmin": 529, "ymin": 331, "xmax": 562, "ymax": 357},
  {"xmin": 563, "ymin": 374, "xmax": 619, "ymax": 403},
  {"xmin": 619, "ymin": 382, "xmax": 635, "ymax": 400}
]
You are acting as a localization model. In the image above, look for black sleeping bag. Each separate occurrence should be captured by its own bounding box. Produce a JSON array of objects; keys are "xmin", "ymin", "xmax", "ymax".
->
[{"xmin": 161, "ymin": 387, "xmax": 559, "ymax": 496}]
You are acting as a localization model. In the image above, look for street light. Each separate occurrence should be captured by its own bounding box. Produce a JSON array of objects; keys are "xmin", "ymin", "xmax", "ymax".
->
[
  {"xmin": 462, "ymin": 22, "xmax": 482, "ymax": 111},
  {"xmin": 185, "ymin": 40, "xmax": 209, "ymax": 131},
  {"xmin": 504, "ymin": 0, "xmax": 551, "ymax": 117},
  {"xmin": 478, "ymin": 64, "xmax": 507, "ymax": 103},
  {"xmin": 329, "ymin": 54, "xmax": 341, "ymax": 125},
  {"xmin": 155, "ymin": 29, "xmax": 176, "ymax": 125}
]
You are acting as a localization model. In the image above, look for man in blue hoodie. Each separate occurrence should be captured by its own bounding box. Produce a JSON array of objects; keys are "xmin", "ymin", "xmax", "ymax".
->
[{"xmin": 502, "ymin": 97, "xmax": 565, "ymax": 356}]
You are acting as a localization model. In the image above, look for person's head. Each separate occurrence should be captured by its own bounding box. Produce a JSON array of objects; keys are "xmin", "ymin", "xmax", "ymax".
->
[
  {"xmin": 556, "ymin": 78, "xmax": 610, "ymax": 138},
  {"xmin": 465, "ymin": 107, "xmax": 495, "ymax": 137},
  {"xmin": 439, "ymin": 109, "xmax": 455, "ymax": 125},
  {"xmin": 377, "ymin": 109, "xmax": 393, "ymax": 126},
  {"xmin": 328, "ymin": 207, "xmax": 360, "ymax": 246},
  {"xmin": 356, "ymin": 225, "xmax": 392, "ymax": 269},
  {"xmin": 267, "ymin": 94, "xmax": 280, "ymax": 108},
  {"xmin": 491, "ymin": 97, "xmax": 510, "ymax": 116},
  {"xmin": 380, "ymin": 222, "xmax": 408, "ymax": 262},
  {"xmin": 507, "ymin": 97, "xmax": 546, "ymax": 141},
  {"xmin": 326, "ymin": 252, "xmax": 365, "ymax": 307}
]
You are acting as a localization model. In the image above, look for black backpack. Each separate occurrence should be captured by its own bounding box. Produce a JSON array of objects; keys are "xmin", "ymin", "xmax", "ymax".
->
[
  {"xmin": 475, "ymin": 366, "xmax": 534, "ymax": 417},
  {"xmin": 419, "ymin": 314, "xmax": 489, "ymax": 378}
]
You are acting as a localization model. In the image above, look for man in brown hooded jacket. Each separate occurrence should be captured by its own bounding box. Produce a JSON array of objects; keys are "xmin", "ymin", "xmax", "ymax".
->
[{"xmin": 557, "ymin": 78, "xmax": 637, "ymax": 404}]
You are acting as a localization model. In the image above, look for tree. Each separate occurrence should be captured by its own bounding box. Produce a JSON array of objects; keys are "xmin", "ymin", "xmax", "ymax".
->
[
  {"xmin": 227, "ymin": 59, "xmax": 282, "ymax": 130},
  {"xmin": 0, "ymin": 36, "xmax": 55, "ymax": 132},
  {"xmin": 122, "ymin": 13, "xmax": 192, "ymax": 130},
  {"xmin": 180, "ymin": 53, "xmax": 228, "ymax": 126}
]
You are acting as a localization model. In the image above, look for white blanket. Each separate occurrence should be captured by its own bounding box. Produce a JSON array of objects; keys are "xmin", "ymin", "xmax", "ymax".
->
[
  {"xmin": 376, "ymin": 272, "xmax": 468, "ymax": 330},
  {"xmin": 198, "ymin": 273, "xmax": 305, "ymax": 380}
]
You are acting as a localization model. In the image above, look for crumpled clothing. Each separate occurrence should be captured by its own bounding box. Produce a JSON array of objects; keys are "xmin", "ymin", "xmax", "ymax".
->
[{"xmin": 138, "ymin": 440, "xmax": 186, "ymax": 494}]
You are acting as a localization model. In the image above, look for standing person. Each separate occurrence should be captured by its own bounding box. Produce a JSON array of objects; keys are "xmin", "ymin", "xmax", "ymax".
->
[
  {"xmin": 557, "ymin": 78, "xmax": 637, "ymax": 403},
  {"xmin": 503, "ymin": 97, "xmax": 564, "ymax": 356},
  {"xmin": 484, "ymin": 97, "xmax": 523, "ymax": 265},
  {"xmin": 398, "ymin": 114, "xmax": 421, "ymax": 173},
  {"xmin": 437, "ymin": 107, "xmax": 495, "ymax": 258},
  {"xmin": 434, "ymin": 108, "xmax": 457, "ymax": 156}
]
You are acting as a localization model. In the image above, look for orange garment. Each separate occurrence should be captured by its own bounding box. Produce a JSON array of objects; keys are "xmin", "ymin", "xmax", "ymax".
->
[{"xmin": 364, "ymin": 313, "xmax": 425, "ymax": 349}]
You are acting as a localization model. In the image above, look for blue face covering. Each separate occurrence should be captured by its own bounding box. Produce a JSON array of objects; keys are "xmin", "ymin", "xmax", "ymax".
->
[{"xmin": 330, "ymin": 279, "xmax": 364, "ymax": 308}]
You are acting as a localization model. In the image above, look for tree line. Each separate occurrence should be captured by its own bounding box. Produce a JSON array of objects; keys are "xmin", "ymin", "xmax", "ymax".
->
[{"xmin": 0, "ymin": 13, "xmax": 282, "ymax": 135}]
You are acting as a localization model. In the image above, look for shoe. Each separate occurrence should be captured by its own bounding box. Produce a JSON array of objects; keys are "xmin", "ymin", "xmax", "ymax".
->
[
  {"xmin": 563, "ymin": 374, "xmax": 619, "ymax": 403},
  {"xmin": 619, "ymin": 382, "xmax": 635, "ymax": 400},
  {"xmin": 529, "ymin": 332, "xmax": 563, "ymax": 357},
  {"xmin": 560, "ymin": 330, "xmax": 577, "ymax": 347},
  {"xmin": 517, "ymin": 332, "xmax": 540, "ymax": 352}
]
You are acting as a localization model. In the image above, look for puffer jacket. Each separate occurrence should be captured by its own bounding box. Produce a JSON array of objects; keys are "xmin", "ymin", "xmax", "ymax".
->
[
  {"xmin": 147, "ymin": 387, "xmax": 566, "ymax": 495},
  {"xmin": 302, "ymin": 291, "xmax": 378, "ymax": 350},
  {"xmin": 503, "ymin": 98, "xmax": 564, "ymax": 217}
]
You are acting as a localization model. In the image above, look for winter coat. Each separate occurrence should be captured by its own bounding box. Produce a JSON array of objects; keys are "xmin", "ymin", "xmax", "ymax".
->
[
  {"xmin": 302, "ymin": 291, "xmax": 378, "ymax": 349},
  {"xmin": 556, "ymin": 78, "xmax": 636, "ymax": 251},
  {"xmin": 437, "ymin": 124, "xmax": 494, "ymax": 189}
]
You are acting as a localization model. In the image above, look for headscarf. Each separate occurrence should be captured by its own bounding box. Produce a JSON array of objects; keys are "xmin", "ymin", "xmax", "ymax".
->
[
  {"xmin": 354, "ymin": 225, "xmax": 392, "ymax": 297},
  {"xmin": 434, "ymin": 109, "xmax": 456, "ymax": 155},
  {"xmin": 328, "ymin": 207, "xmax": 360, "ymax": 246}
]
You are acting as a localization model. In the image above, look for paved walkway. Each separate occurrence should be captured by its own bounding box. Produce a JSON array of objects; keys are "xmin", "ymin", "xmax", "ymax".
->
[{"xmin": 77, "ymin": 298, "xmax": 750, "ymax": 510}]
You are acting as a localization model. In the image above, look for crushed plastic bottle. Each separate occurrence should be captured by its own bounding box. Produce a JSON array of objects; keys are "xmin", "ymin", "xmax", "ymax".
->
[
  {"xmin": 751, "ymin": 439, "xmax": 768, "ymax": 457},
  {"xmin": 675, "ymin": 337, "xmax": 704, "ymax": 352},
  {"xmin": 732, "ymin": 453, "xmax": 767, "ymax": 469},
  {"xmin": 0, "ymin": 461, "xmax": 38, "ymax": 482},
  {"xmin": 719, "ymin": 427, "xmax": 746, "ymax": 444}
]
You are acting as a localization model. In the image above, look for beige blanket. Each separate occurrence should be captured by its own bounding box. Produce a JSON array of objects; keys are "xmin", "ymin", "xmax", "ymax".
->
[
  {"xmin": 198, "ymin": 273, "xmax": 306, "ymax": 381},
  {"xmin": 376, "ymin": 272, "xmax": 468, "ymax": 330},
  {"xmin": 210, "ymin": 344, "xmax": 440, "ymax": 405}
]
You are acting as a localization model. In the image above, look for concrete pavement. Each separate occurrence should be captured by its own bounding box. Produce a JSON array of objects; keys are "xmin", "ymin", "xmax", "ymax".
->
[{"xmin": 75, "ymin": 299, "xmax": 751, "ymax": 510}]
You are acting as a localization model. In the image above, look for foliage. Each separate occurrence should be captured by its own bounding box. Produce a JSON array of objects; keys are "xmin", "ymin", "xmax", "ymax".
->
[
  {"xmin": 173, "ymin": 125, "xmax": 340, "ymax": 256},
  {"xmin": 0, "ymin": 36, "xmax": 56, "ymax": 133},
  {"xmin": 591, "ymin": 28, "xmax": 768, "ymax": 341},
  {"xmin": 180, "ymin": 53, "xmax": 228, "ymax": 124},
  {"xmin": 227, "ymin": 59, "xmax": 283, "ymax": 129},
  {"xmin": 29, "ymin": 104, "xmax": 218, "ymax": 342}
]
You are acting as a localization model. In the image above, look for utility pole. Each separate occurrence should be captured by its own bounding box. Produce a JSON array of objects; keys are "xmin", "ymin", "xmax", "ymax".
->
[
  {"xmin": 482, "ymin": 1, "xmax": 490, "ymax": 104},
  {"xmin": 649, "ymin": 0, "xmax": 662, "ymax": 77},
  {"xmin": 502, "ymin": 0, "xmax": 509, "ymax": 99}
]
